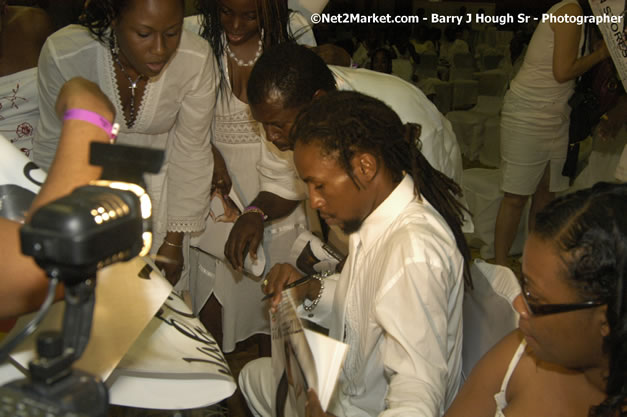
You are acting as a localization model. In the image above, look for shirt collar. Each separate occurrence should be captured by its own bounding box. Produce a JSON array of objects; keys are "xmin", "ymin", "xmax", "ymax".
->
[{"xmin": 352, "ymin": 174, "xmax": 417, "ymax": 253}]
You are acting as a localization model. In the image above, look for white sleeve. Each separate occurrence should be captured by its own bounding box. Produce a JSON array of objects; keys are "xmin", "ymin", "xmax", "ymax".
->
[
  {"xmin": 183, "ymin": 15, "xmax": 203, "ymax": 36},
  {"xmin": 165, "ymin": 52, "xmax": 218, "ymax": 232},
  {"xmin": 289, "ymin": 11, "xmax": 317, "ymax": 47},
  {"xmin": 257, "ymin": 135, "xmax": 307, "ymax": 201},
  {"xmin": 376, "ymin": 241, "xmax": 463, "ymax": 417},
  {"xmin": 32, "ymin": 37, "xmax": 68, "ymax": 171}
]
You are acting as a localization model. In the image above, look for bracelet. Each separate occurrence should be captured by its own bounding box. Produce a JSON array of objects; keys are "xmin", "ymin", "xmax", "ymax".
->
[
  {"xmin": 303, "ymin": 270, "xmax": 332, "ymax": 312},
  {"xmin": 243, "ymin": 205, "xmax": 268, "ymax": 221},
  {"xmin": 63, "ymin": 108, "xmax": 120, "ymax": 143},
  {"xmin": 163, "ymin": 239, "xmax": 183, "ymax": 248}
]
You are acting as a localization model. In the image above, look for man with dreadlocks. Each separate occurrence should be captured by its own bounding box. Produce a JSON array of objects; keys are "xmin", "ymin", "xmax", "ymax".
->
[
  {"xmin": 240, "ymin": 91, "xmax": 471, "ymax": 417},
  {"xmin": 224, "ymin": 43, "xmax": 467, "ymax": 271}
]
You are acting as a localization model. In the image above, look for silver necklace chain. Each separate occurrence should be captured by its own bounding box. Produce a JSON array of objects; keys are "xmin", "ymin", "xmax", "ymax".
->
[{"xmin": 112, "ymin": 49, "xmax": 144, "ymax": 128}]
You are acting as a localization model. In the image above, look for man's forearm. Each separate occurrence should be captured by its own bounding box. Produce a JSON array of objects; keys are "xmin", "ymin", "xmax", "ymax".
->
[{"xmin": 249, "ymin": 191, "xmax": 301, "ymax": 222}]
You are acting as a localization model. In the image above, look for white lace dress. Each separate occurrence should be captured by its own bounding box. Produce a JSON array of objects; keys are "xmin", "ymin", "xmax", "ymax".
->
[
  {"xmin": 181, "ymin": 13, "xmax": 315, "ymax": 353},
  {"xmin": 186, "ymin": 57, "xmax": 308, "ymax": 353}
]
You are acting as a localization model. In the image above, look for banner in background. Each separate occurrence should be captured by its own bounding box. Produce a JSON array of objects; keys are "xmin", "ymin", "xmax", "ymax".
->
[{"xmin": 590, "ymin": 0, "xmax": 627, "ymax": 91}]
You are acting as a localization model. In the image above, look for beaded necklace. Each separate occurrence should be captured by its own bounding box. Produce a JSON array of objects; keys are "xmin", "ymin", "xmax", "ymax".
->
[{"xmin": 224, "ymin": 30, "xmax": 264, "ymax": 67}]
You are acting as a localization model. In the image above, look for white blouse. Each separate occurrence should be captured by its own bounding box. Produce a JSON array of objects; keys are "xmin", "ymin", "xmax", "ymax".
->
[{"xmin": 33, "ymin": 25, "xmax": 218, "ymax": 234}]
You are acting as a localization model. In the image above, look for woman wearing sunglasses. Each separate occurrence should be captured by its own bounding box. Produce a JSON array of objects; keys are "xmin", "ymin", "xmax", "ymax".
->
[{"xmin": 445, "ymin": 181, "xmax": 626, "ymax": 417}]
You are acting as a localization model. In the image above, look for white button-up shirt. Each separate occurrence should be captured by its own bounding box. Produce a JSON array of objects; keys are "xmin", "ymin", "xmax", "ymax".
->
[
  {"xmin": 304, "ymin": 175, "xmax": 464, "ymax": 417},
  {"xmin": 256, "ymin": 66, "xmax": 472, "ymax": 232}
]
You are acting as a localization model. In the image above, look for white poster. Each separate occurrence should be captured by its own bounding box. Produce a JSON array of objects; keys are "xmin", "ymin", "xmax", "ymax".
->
[{"xmin": 590, "ymin": 0, "xmax": 627, "ymax": 90}]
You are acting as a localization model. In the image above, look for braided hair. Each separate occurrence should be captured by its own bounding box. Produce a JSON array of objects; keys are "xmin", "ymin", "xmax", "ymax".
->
[
  {"xmin": 533, "ymin": 182, "xmax": 627, "ymax": 417},
  {"xmin": 194, "ymin": 0, "xmax": 295, "ymax": 93},
  {"xmin": 80, "ymin": 0, "xmax": 184, "ymax": 46},
  {"xmin": 289, "ymin": 90, "xmax": 472, "ymax": 288}
]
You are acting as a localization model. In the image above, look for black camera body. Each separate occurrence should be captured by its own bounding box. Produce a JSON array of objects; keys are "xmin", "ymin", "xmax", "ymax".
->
[
  {"xmin": 1, "ymin": 143, "xmax": 163, "ymax": 417},
  {"xmin": 21, "ymin": 185, "xmax": 145, "ymax": 284}
]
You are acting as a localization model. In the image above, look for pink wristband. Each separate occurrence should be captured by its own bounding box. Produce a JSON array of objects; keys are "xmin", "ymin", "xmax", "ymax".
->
[{"xmin": 63, "ymin": 108, "xmax": 120, "ymax": 141}]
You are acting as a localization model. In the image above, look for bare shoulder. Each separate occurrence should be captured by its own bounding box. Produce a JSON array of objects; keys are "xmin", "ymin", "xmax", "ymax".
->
[
  {"xmin": 444, "ymin": 330, "xmax": 524, "ymax": 417},
  {"xmin": 470, "ymin": 330, "xmax": 525, "ymax": 384},
  {"xmin": 553, "ymin": 2, "xmax": 583, "ymax": 17}
]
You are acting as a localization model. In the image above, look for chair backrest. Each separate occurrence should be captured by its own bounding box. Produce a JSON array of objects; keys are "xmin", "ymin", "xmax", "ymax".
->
[
  {"xmin": 432, "ymin": 81, "xmax": 453, "ymax": 115},
  {"xmin": 453, "ymin": 52, "xmax": 474, "ymax": 69},
  {"xmin": 483, "ymin": 54, "xmax": 504, "ymax": 70},
  {"xmin": 472, "ymin": 95, "xmax": 503, "ymax": 116},
  {"xmin": 392, "ymin": 58, "xmax": 414, "ymax": 82},
  {"xmin": 462, "ymin": 259, "xmax": 520, "ymax": 379},
  {"xmin": 451, "ymin": 79, "xmax": 478, "ymax": 110},
  {"xmin": 475, "ymin": 70, "xmax": 508, "ymax": 96},
  {"xmin": 418, "ymin": 52, "xmax": 438, "ymax": 69}
]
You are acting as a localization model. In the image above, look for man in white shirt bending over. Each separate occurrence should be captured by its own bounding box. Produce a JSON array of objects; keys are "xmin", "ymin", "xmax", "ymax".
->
[
  {"xmin": 239, "ymin": 90, "xmax": 471, "ymax": 417},
  {"xmin": 224, "ymin": 43, "xmax": 466, "ymax": 272}
]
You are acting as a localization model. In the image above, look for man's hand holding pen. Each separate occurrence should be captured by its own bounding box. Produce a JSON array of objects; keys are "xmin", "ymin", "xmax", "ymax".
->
[{"xmin": 261, "ymin": 263, "xmax": 322, "ymax": 313}]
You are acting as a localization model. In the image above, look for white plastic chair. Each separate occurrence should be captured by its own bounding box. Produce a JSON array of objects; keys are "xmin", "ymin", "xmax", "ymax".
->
[
  {"xmin": 462, "ymin": 168, "xmax": 529, "ymax": 259},
  {"xmin": 462, "ymin": 259, "xmax": 520, "ymax": 379}
]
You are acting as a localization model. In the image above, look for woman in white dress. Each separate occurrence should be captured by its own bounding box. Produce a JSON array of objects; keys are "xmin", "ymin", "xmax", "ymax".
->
[
  {"xmin": 32, "ymin": 0, "xmax": 218, "ymax": 282},
  {"xmin": 493, "ymin": 0, "xmax": 609, "ymax": 266},
  {"xmin": 181, "ymin": 0, "xmax": 315, "ymax": 353}
]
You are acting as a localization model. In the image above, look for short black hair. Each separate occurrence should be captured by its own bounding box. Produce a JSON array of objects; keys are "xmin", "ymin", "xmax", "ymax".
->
[{"xmin": 248, "ymin": 43, "xmax": 336, "ymax": 109}]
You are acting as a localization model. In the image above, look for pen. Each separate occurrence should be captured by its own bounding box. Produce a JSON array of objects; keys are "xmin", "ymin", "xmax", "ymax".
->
[{"xmin": 261, "ymin": 273, "xmax": 316, "ymax": 301}]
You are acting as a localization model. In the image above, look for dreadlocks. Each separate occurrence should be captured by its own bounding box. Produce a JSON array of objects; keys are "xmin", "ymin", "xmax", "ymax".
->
[{"xmin": 289, "ymin": 90, "xmax": 472, "ymax": 288}]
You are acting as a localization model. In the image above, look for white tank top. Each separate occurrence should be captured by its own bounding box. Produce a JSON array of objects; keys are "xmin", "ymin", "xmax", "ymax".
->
[
  {"xmin": 510, "ymin": 0, "xmax": 584, "ymax": 107},
  {"xmin": 493, "ymin": 340, "xmax": 527, "ymax": 417}
]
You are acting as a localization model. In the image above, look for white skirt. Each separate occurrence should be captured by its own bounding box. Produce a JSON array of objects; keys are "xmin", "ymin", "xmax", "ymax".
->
[{"xmin": 499, "ymin": 90, "xmax": 571, "ymax": 195}]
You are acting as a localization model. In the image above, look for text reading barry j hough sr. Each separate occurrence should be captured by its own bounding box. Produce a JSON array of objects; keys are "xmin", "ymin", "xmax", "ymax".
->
[{"xmin": 431, "ymin": 13, "xmax": 624, "ymax": 25}]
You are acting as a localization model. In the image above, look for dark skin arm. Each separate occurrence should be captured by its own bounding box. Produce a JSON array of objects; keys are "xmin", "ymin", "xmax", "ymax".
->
[
  {"xmin": 156, "ymin": 145, "xmax": 232, "ymax": 286},
  {"xmin": 224, "ymin": 191, "xmax": 300, "ymax": 270},
  {"xmin": 1, "ymin": 77, "xmax": 114, "ymax": 319},
  {"xmin": 155, "ymin": 231, "xmax": 184, "ymax": 287},
  {"xmin": 211, "ymin": 144, "xmax": 232, "ymax": 196},
  {"xmin": 597, "ymin": 94, "xmax": 627, "ymax": 141},
  {"xmin": 262, "ymin": 263, "xmax": 321, "ymax": 313}
]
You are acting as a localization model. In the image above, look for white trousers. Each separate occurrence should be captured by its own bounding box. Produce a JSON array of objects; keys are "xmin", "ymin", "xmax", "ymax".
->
[{"xmin": 239, "ymin": 357, "xmax": 277, "ymax": 417}]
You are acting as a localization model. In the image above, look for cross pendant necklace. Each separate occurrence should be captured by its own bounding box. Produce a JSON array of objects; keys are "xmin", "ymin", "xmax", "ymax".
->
[{"xmin": 112, "ymin": 49, "xmax": 144, "ymax": 128}]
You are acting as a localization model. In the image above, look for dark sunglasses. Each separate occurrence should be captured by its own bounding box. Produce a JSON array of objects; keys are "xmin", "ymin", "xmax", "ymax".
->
[{"xmin": 519, "ymin": 277, "xmax": 605, "ymax": 316}]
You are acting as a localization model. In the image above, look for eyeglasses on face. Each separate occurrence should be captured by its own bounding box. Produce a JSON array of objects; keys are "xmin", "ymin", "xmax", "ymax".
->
[{"xmin": 519, "ymin": 277, "xmax": 605, "ymax": 317}]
